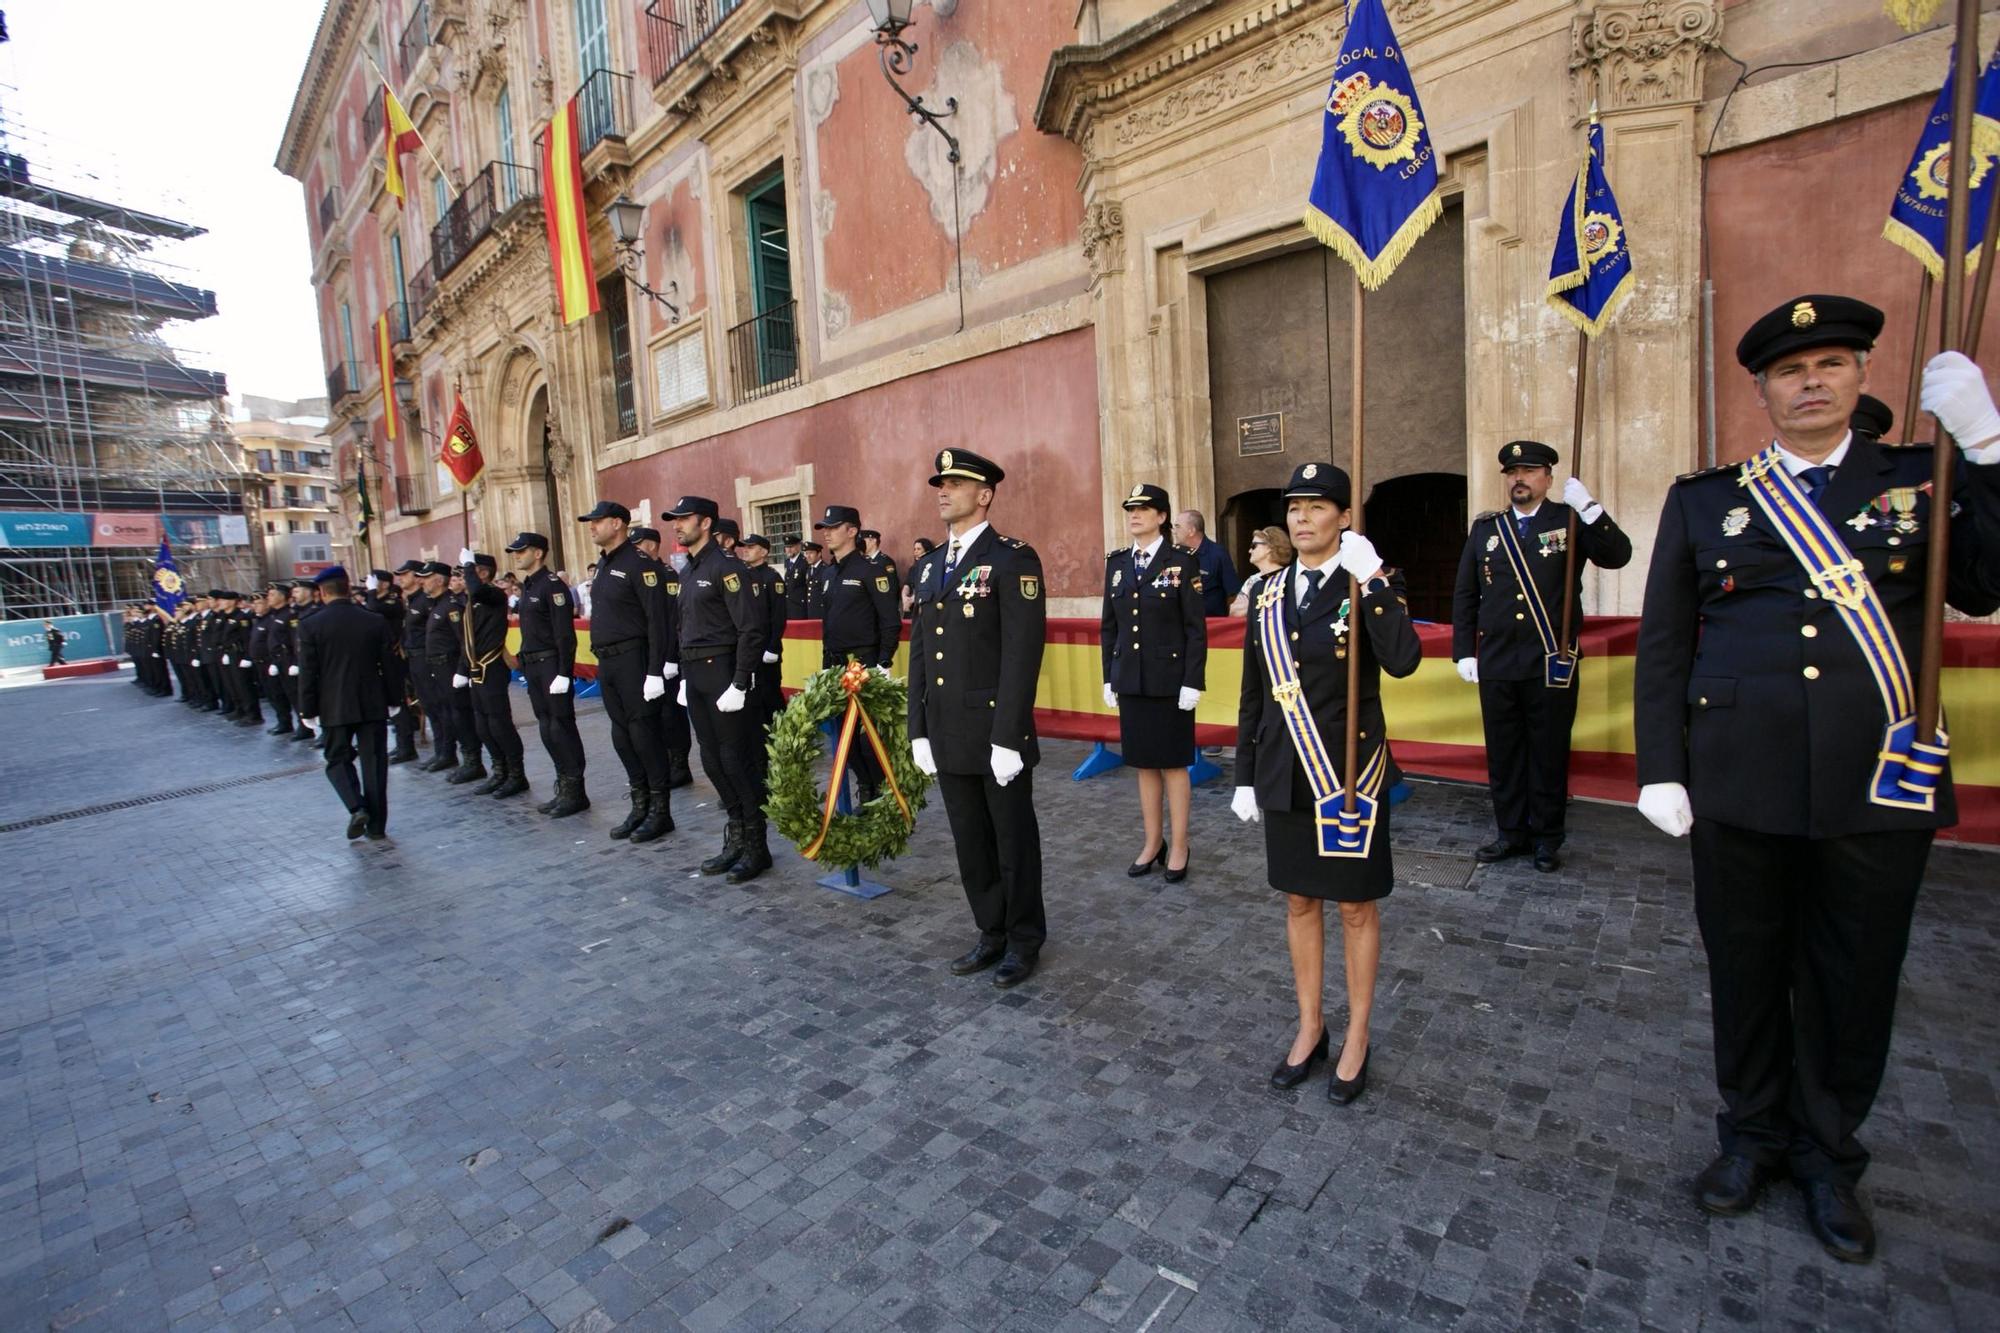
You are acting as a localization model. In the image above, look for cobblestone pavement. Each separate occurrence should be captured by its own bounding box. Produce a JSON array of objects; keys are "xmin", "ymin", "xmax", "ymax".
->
[{"xmin": 2, "ymin": 672, "xmax": 1996, "ymax": 1333}]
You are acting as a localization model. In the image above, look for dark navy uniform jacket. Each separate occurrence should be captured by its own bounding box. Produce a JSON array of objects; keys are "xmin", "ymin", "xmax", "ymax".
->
[
  {"xmin": 677, "ymin": 541, "xmax": 763, "ymax": 689},
  {"xmin": 588, "ymin": 539, "xmax": 676, "ymax": 673},
  {"xmin": 298, "ymin": 600, "xmax": 397, "ymax": 727},
  {"xmin": 821, "ymin": 549, "xmax": 899, "ymax": 668},
  {"xmin": 1099, "ymin": 542, "xmax": 1207, "ymax": 698},
  {"xmin": 1636, "ymin": 434, "xmax": 2000, "ymax": 837},
  {"xmin": 907, "ymin": 527, "xmax": 1046, "ymax": 774},
  {"xmin": 516, "ymin": 569, "xmax": 578, "ymax": 675},
  {"xmin": 1452, "ymin": 501, "xmax": 1632, "ymax": 679}
]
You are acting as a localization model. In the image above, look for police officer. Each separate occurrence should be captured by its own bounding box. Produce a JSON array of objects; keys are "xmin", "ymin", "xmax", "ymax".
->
[
  {"xmin": 714, "ymin": 517, "xmax": 740, "ymax": 556},
  {"xmin": 782, "ymin": 536, "xmax": 810, "ymax": 618},
  {"xmin": 255, "ymin": 583, "xmax": 296, "ymax": 735},
  {"xmin": 223, "ymin": 591, "xmax": 263, "ymax": 727},
  {"xmin": 736, "ymin": 533, "xmax": 789, "ymax": 729},
  {"xmin": 419, "ymin": 562, "xmax": 465, "ymax": 773},
  {"xmin": 815, "ymin": 505, "xmax": 901, "ymax": 798},
  {"xmin": 1101, "ymin": 483, "xmax": 1207, "ymax": 882},
  {"xmin": 1851, "ymin": 393, "xmax": 1894, "ymax": 440},
  {"xmin": 297, "ymin": 566, "xmax": 399, "ymax": 840},
  {"xmin": 288, "ymin": 581, "xmax": 322, "ymax": 742},
  {"xmin": 581, "ymin": 500, "xmax": 679, "ymax": 843},
  {"xmin": 907, "ymin": 450, "xmax": 1048, "ymax": 987},
  {"xmin": 1635, "ymin": 297, "xmax": 2000, "ymax": 1261},
  {"xmin": 804, "ymin": 540, "xmax": 832, "ymax": 618},
  {"xmin": 860, "ymin": 529, "xmax": 901, "ymax": 608},
  {"xmin": 1451, "ymin": 440, "xmax": 1632, "ymax": 872},
  {"xmin": 631, "ymin": 525, "xmax": 695, "ymax": 788},
  {"xmin": 456, "ymin": 548, "xmax": 529, "ymax": 798},
  {"xmin": 199, "ymin": 590, "xmax": 231, "ymax": 714},
  {"xmin": 665, "ymin": 495, "xmax": 769, "ymax": 883},
  {"xmin": 509, "ymin": 532, "xmax": 589, "ymax": 817},
  {"xmin": 443, "ymin": 565, "xmax": 484, "ymax": 784}
]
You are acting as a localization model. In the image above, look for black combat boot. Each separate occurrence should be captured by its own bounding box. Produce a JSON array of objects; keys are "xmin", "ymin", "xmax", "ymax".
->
[
  {"xmin": 726, "ymin": 818, "xmax": 774, "ymax": 885},
  {"xmin": 471, "ymin": 755, "xmax": 506, "ymax": 795},
  {"xmin": 629, "ymin": 788, "xmax": 674, "ymax": 843},
  {"xmin": 609, "ymin": 787, "xmax": 648, "ymax": 839},
  {"xmin": 667, "ymin": 750, "xmax": 695, "ymax": 789},
  {"xmin": 700, "ymin": 818, "xmax": 744, "ymax": 875},
  {"xmin": 490, "ymin": 758, "xmax": 529, "ymax": 799},
  {"xmin": 546, "ymin": 776, "xmax": 590, "ymax": 819},
  {"xmin": 447, "ymin": 754, "xmax": 488, "ymax": 785}
]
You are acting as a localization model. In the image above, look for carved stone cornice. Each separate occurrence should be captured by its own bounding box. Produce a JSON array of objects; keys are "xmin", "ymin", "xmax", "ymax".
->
[
  {"xmin": 653, "ymin": 12, "xmax": 801, "ymax": 129},
  {"xmin": 277, "ymin": 0, "xmax": 365, "ymax": 178},
  {"xmin": 413, "ymin": 205, "xmax": 547, "ymax": 342},
  {"xmin": 1570, "ymin": 0, "xmax": 1722, "ymax": 113},
  {"xmin": 1080, "ymin": 200, "xmax": 1126, "ymax": 285}
]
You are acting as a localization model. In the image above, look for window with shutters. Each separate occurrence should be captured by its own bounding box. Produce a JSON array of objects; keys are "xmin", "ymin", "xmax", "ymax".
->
[
  {"xmin": 599, "ymin": 276, "xmax": 637, "ymax": 438},
  {"xmin": 650, "ymin": 325, "xmax": 709, "ymax": 419}
]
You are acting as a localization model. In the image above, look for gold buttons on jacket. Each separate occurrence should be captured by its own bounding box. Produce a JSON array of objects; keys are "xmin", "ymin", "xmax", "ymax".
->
[
  {"xmin": 1800, "ymin": 625, "xmax": 1818, "ymax": 638},
  {"xmin": 1516, "ymin": 612, "xmax": 1525, "ymax": 621},
  {"xmin": 1803, "ymin": 666, "xmax": 1820, "ymax": 680},
  {"xmin": 935, "ymin": 652, "xmax": 943, "ymax": 660},
  {"xmin": 936, "ymin": 676, "xmax": 944, "ymax": 685}
]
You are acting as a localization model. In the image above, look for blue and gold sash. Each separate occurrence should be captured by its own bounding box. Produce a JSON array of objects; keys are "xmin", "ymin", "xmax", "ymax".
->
[
  {"xmin": 1738, "ymin": 445, "xmax": 1947, "ymax": 811},
  {"xmin": 1255, "ymin": 575, "xmax": 1384, "ymax": 858},
  {"xmin": 1492, "ymin": 514, "xmax": 1576, "ymax": 689}
]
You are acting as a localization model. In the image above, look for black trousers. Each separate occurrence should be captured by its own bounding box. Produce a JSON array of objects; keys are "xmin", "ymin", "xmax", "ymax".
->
[
  {"xmin": 1477, "ymin": 674, "xmax": 1579, "ymax": 847},
  {"xmin": 264, "ymin": 665, "xmax": 293, "ymax": 727},
  {"xmin": 422, "ymin": 658, "xmax": 459, "ymax": 760},
  {"xmin": 523, "ymin": 658, "xmax": 587, "ymax": 778},
  {"xmin": 453, "ymin": 682, "xmax": 479, "ymax": 762},
  {"xmin": 1691, "ymin": 817, "xmax": 1932, "ymax": 1184},
  {"xmin": 597, "ymin": 646, "xmax": 667, "ymax": 790},
  {"xmin": 935, "ymin": 768, "xmax": 1046, "ymax": 955},
  {"xmin": 230, "ymin": 662, "xmax": 263, "ymax": 721},
  {"xmin": 685, "ymin": 655, "xmax": 763, "ymax": 819},
  {"xmin": 663, "ymin": 696, "xmax": 691, "ymax": 757},
  {"xmin": 323, "ymin": 720, "xmax": 388, "ymax": 830},
  {"xmin": 205, "ymin": 659, "xmax": 228, "ymax": 710},
  {"xmin": 470, "ymin": 668, "xmax": 524, "ymax": 766}
]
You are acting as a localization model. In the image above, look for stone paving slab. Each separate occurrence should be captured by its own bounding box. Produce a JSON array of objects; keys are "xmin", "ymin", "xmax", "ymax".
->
[{"xmin": 0, "ymin": 673, "xmax": 1995, "ymax": 1331}]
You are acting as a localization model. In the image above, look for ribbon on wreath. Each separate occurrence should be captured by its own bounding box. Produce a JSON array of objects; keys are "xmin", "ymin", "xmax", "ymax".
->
[{"xmin": 801, "ymin": 658, "xmax": 915, "ymax": 861}]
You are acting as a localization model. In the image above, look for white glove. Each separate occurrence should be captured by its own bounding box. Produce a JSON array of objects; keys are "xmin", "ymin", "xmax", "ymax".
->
[
  {"xmin": 388, "ymin": 706, "xmax": 401, "ymax": 717},
  {"xmin": 1103, "ymin": 682, "xmax": 1118, "ymax": 710},
  {"xmin": 152, "ymin": 653, "xmax": 161, "ymax": 658},
  {"xmin": 302, "ymin": 716, "xmax": 319, "ymax": 733},
  {"xmin": 288, "ymin": 665, "xmax": 299, "ymax": 676},
  {"xmin": 365, "ymin": 574, "xmax": 379, "ymax": 592},
  {"xmin": 990, "ymin": 745, "xmax": 1024, "ymax": 787},
  {"xmin": 1178, "ymin": 686, "xmax": 1201, "ymax": 712},
  {"xmin": 1637, "ymin": 782, "xmax": 1694, "ymax": 838},
  {"xmin": 221, "ymin": 654, "xmax": 231, "ymax": 665},
  {"xmin": 871, "ymin": 664, "xmax": 892, "ymax": 679},
  {"xmin": 911, "ymin": 737, "xmax": 937, "ymax": 775},
  {"xmin": 1921, "ymin": 350, "xmax": 2000, "ymax": 454},
  {"xmin": 458, "ymin": 546, "xmax": 476, "ymax": 567},
  {"xmin": 1337, "ymin": 531, "xmax": 1383, "ymax": 583},
  {"xmin": 452, "ymin": 673, "xmax": 470, "ymax": 689},
  {"xmin": 549, "ymin": 674, "xmax": 571, "ymax": 694},
  {"xmin": 239, "ymin": 659, "xmax": 254, "ymax": 670},
  {"xmin": 662, "ymin": 661, "xmax": 679, "ymax": 681},
  {"xmin": 716, "ymin": 683, "xmax": 747, "ymax": 713},
  {"xmin": 762, "ymin": 651, "xmax": 779, "ymax": 664},
  {"xmin": 642, "ymin": 674, "xmax": 665, "ymax": 701},
  {"xmin": 268, "ymin": 665, "xmax": 278, "ymax": 676},
  {"xmin": 191, "ymin": 658, "xmax": 200, "ymax": 667},
  {"xmin": 677, "ymin": 680, "xmax": 688, "ymax": 706},
  {"xmin": 1231, "ymin": 786, "xmax": 1261, "ymax": 824},
  {"xmin": 1456, "ymin": 657, "xmax": 1479, "ymax": 684},
  {"xmin": 1563, "ymin": 476, "xmax": 1606, "ymax": 524}
]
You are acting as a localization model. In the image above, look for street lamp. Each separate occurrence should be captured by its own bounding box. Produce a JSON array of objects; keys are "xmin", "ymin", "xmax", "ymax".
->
[
  {"xmin": 604, "ymin": 193, "xmax": 681, "ymax": 324},
  {"xmin": 864, "ymin": 0, "xmax": 965, "ymax": 331}
]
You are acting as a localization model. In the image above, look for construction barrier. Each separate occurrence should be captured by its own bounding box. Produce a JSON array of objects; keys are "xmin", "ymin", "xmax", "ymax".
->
[{"xmin": 514, "ymin": 616, "xmax": 2000, "ymax": 846}]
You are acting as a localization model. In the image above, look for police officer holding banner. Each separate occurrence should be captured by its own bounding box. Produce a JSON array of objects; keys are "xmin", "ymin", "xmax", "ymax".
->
[
  {"xmin": 581, "ymin": 500, "xmax": 678, "ymax": 844},
  {"xmin": 510, "ymin": 532, "xmax": 590, "ymax": 818},
  {"xmin": 1451, "ymin": 440, "xmax": 1631, "ymax": 872},
  {"xmin": 815, "ymin": 504, "xmax": 901, "ymax": 799},
  {"xmin": 1636, "ymin": 296, "xmax": 2000, "ymax": 1262}
]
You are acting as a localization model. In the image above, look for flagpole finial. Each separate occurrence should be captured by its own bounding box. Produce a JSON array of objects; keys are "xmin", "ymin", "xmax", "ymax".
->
[{"xmin": 1588, "ymin": 100, "xmax": 1599, "ymax": 124}]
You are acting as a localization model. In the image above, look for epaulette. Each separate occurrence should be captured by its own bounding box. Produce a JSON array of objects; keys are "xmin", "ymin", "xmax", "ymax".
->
[
  {"xmin": 1472, "ymin": 510, "xmax": 1499, "ymax": 524},
  {"xmin": 1675, "ymin": 463, "xmax": 1736, "ymax": 483},
  {"xmin": 1106, "ymin": 548, "xmax": 1122, "ymax": 561},
  {"xmin": 1173, "ymin": 543, "xmax": 1194, "ymax": 555},
  {"xmin": 1001, "ymin": 536, "xmax": 1027, "ymax": 548}
]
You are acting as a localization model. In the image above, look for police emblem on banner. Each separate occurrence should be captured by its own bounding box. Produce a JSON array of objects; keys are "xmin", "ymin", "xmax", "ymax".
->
[
  {"xmin": 1581, "ymin": 212, "xmax": 1622, "ymax": 263},
  {"xmin": 1914, "ymin": 128, "xmax": 2000, "ymax": 201},
  {"xmin": 1334, "ymin": 74, "xmax": 1424, "ymax": 170},
  {"xmin": 154, "ymin": 568, "xmax": 183, "ymax": 597}
]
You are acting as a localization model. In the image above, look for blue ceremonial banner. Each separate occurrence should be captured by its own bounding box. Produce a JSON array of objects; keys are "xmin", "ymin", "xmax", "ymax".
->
[
  {"xmin": 151, "ymin": 537, "xmax": 186, "ymax": 614},
  {"xmin": 1883, "ymin": 42, "xmax": 2000, "ymax": 279},
  {"xmin": 1546, "ymin": 119, "xmax": 1634, "ymax": 338},
  {"xmin": 1302, "ymin": 0, "xmax": 1442, "ymax": 291}
]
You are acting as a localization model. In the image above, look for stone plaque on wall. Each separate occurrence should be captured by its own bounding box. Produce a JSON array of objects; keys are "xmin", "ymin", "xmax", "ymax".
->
[{"xmin": 1237, "ymin": 412, "xmax": 1284, "ymax": 457}]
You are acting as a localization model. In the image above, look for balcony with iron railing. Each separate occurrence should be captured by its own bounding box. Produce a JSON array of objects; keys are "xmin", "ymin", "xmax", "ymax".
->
[
  {"xmin": 396, "ymin": 0, "xmax": 434, "ymax": 80},
  {"xmin": 642, "ymin": 0, "xmax": 745, "ymax": 85},
  {"xmin": 574, "ymin": 68, "xmax": 632, "ymax": 157},
  {"xmin": 394, "ymin": 473, "xmax": 433, "ymax": 516},
  {"xmin": 317, "ymin": 187, "xmax": 339, "ymax": 234},
  {"xmin": 326, "ymin": 359, "xmax": 360, "ymax": 406},
  {"xmin": 407, "ymin": 269, "xmax": 435, "ymax": 328},
  {"xmin": 429, "ymin": 160, "xmax": 539, "ymax": 285},
  {"xmin": 727, "ymin": 300, "xmax": 799, "ymax": 401},
  {"xmin": 360, "ymin": 91, "xmax": 384, "ymax": 150},
  {"xmin": 386, "ymin": 300, "xmax": 412, "ymax": 344}
]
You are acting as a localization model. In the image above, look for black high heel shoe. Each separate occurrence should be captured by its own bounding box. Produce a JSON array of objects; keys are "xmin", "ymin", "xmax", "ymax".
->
[
  {"xmin": 1164, "ymin": 847, "xmax": 1192, "ymax": 884},
  {"xmin": 1127, "ymin": 845, "xmax": 1167, "ymax": 877},
  {"xmin": 1327, "ymin": 1044, "xmax": 1370, "ymax": 1105},
  {"xmin": 1269, "ymin": 1028, "xmax": 1329, "ymax": 1089}
]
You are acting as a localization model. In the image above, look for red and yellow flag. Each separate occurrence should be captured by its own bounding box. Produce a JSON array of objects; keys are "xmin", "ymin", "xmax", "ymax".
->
[
  {"xmin": 540, "ymin": 96, "xmax": 600, "ymax": 325},
  {"xmin": 441, "ymin": 393, "xmax": 484, "ymax": 489},
  {"xmin": 375, "ymin": 311, "xmax": 397, "ymax": 440},
  {"xmin": 383, "ymin": 86, "xmax": 423, "ymax": 206}
]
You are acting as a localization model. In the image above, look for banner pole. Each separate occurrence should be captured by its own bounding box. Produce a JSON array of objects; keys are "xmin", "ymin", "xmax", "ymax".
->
[
  {"xmin": 1344, "ymin": 271, "xmax": 1365, "ymax": 819},
  {"xmin": 1905, "ymin": 270, "xmax": 1935, "ymax": 439},
  {"xmin": 1558, "ymin": 326, "xmax": 1588, "ymax": 665}
]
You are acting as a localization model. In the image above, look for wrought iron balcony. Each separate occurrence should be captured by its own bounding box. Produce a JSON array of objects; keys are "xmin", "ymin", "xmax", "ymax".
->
[
  {"xmin": 396, "ymin": 0, "xmax": 434, "ymax": 79},
  {"xmin": 395, "ymin": 473, "xmax": 433, "ymax": 516},
  {"xmin": 727, "ymin": 299, "xmax": 799, "ymax": 401},
  {"xmin": 429, "ymin": 160, "xmax": 538, "ymax": 284},
  {"xmin": 317, "ymin": 187, "xmax": 339, "ymax": 234},
  {"xmin": 326, "ymin": 359, "xmax": 360, "ymax": 406},
  {"xmin": 642, "ymin": 0, "xmax": 744, "ymax": 86},
  {"xmin": 574, "ymin": 68, "xmax": 632, "ymax": 156},
  {"xmin": 386, "ymin": 301, "xmax": 411, "ymax": 343},
  {"xmin": 360, "ymin": 92, "xmax": 384, "ymax": 150},
  {"xmin": 407, "ymin": 270, "xmax": 434, "ymax": 328}
]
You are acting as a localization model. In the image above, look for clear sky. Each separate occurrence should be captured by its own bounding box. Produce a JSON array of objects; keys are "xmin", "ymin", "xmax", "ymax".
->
[{"xmin": 2, "ymin": 1, "xmax": 329, "ymax": 406}]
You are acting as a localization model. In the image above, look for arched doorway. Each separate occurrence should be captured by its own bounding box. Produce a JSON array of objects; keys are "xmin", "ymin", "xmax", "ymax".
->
[
  {"xmin": 1364, "ymin": 472, "xmax": 1465, "ymax": 623},
  {"xmin": 1219, "ymin": 487, "xmax": 1285, "ymax": 585},
  {"xmin": 525, "ymin": 387, "xmax": 566, "ymax": 573}
]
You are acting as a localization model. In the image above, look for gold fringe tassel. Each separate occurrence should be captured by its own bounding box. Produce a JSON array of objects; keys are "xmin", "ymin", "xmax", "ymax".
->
[
  {"xmin": 1883, "ymin": 0, "xmax": 1948, "ymax": 33},
  {"xmin": 1302, "ymin": 193, "xmax": 1445, "ymax": 291},
  {"xmin": 1547, "ymin": 270, "xmax": 1634, "ymax": 339}
]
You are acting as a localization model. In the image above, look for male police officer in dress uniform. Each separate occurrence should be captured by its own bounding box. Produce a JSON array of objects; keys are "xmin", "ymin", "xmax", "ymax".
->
[
  {"xmin": 782, "ymin": 537, "xmax": 810, "ymax": 619},
  {"xmin": 736, "ymin": 533, "xmax": 789, "ymax": 730},
  {"xmin": 256, "ymin": 584, "xmax": 296, "ymax": 735},
  {"xmin": 1451, "ymin": 440, "xmax": 1632, "ymax": 872},
  {"xmin": 816, "ymin": 505, "xmax": 902, "ymax": 799},
  {"xmin": 632, "ymin": 526, "xmax": 696, "ymax": 788},
  {"xmin": 582, "ymin": 500, "xmax": 680, "ymax": 843},
  {"xmin": 387, "ymin": 561, "xmax": 425, "ymax": 762},
  {"xmin": 860, "ymin": 529, "xmax": 901, "ymax": 608},
  {"xmin": 1636, "ymin": 296, "xmax": 2000, "ymax": 1262},
  {"xmin": 419, "ymin": 563, "xmax": 464, "ymax": 773},
  {"xmin": 298, "ymin": 566, "xmax": 400, "ymax": 839},
  {"xmin": 907, "ymin": 450, "xmax": 1049, "ymax": 987},
  {"xmin": 667, "ymin": 495, "xmax": 770, "ymax": 882},
  {"xmin": 456, "ymin": 549, "xmax": 529, "ymax": 799},
  {"xmin": 510, "ymin": 533, "xmax": 590, "ymax": 817}
]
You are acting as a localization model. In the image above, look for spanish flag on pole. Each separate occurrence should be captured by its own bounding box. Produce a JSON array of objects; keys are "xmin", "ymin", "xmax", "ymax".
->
[
  {"xmin": 441, "ymin": 393, "xmax": 485, "ymax": 489},
  {"xmin": 383, "ymin": 86, "xmax": 423, "ymax": 207},
  {"xmin": 540, "ymin": 96, "xmax": 600, "ymax": 325},
  {"xmin": 375, "ymin": 311, "xmax": 397, "ymax": 439}
]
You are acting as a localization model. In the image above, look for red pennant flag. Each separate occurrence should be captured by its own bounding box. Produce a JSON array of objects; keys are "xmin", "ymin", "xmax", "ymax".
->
[{"xmin": 440, "ymin": 394, "xmax": 484, "ymax": 489}]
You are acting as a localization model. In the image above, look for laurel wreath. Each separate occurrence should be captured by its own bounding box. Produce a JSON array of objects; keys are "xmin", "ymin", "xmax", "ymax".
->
[{"xmin": 765, "ymin": 663, "xmax": 931, "ymax": 870}]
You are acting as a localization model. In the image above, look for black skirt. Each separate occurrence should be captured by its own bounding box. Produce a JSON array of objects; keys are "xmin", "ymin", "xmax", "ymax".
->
[
  {"xmin": 1118, "ymin": 692, "xmax": 1195, "ymax": 769},
  {"xmin": 1263, "ymin": 798, "xmax": 1394, "ymax": 901}
]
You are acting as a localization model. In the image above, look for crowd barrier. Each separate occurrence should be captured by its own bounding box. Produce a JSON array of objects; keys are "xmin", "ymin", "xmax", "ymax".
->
[{"xmin": 510, "ymin": 615, "xmax": 2000, "ymax": 846}]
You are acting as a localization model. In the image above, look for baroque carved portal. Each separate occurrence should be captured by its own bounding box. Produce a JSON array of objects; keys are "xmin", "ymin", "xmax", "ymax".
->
[{"xmin": 1570, "ymin": 0, "xmax": 1722, "ymax": 113}]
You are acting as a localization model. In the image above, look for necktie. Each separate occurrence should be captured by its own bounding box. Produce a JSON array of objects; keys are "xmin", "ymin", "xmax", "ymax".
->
[
  {"xmin": 1301, "ymin": 567, "xmax": 1323, "ymax": 608},
  {"xmin": 1515, "ymin": 513, "xmax": 1531, "ymax": 541},
  {"xmin": 943, "ymin": 540, "xmax": 961, "ymax": 583},
  {"xmin": 1799, "ymin": 465, "xmax": 1835, "ymax": 506},
  {"xmin": 1134, "ymin": 548, "xmax": 1150, "ymax": 576}
]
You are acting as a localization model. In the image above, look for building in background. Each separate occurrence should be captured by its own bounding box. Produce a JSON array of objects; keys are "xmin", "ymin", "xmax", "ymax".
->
[
  {"xmin": 274, "ymin": 1, "xmax": 1996, "ymax": 618},
  {"xmin": 232, "ymin": 398, "xmax": 340, "ymax": 582},
  {"xmin": 0, "ymin": 101, "xmax": 248, "ymax": 652}
]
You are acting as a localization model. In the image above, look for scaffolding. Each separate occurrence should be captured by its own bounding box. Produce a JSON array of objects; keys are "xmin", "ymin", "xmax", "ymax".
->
[{"xmin": 0, "ymin": 101, "xmax": 249, "ymax": 622}]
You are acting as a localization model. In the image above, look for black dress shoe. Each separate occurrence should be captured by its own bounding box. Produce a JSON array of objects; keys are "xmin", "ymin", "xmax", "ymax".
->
[
  {"xmin": 1474, "ymin": 839, "xmax": 1530, "ymax": 864},
  {"xmin": 1801, "ymin": 1180, "xmax": 1875, "ymax": 1263},
  {"xmin": 1164, "ymin": 847, "xmax": 1192, "ymax": 884},
  {"xmin": 1269, "ymin": 1028, "xmax": 1329, "ymax": 1089},
  {"xmin": 345, "ymin": 809, "xmax": 368, "ymax": 840},
  {"xmin": 949, "ymin": 942, "xmax": 1005, "ymax": 976},
  {"xmin": 1533, "ymin": 846, "xmax": 1561, "ymax": 873},
  {"xmin": 1693, "ymin": 1153, "xmax": 1773, "ymax": 1216},
  {"xmin": 363, "ymin": 824, "xmax": 387, "ymax": 841},
  {"xmin": 1326, "ymin": 1045, "xmax": 1369, "ymax": 1104},
  {"xmin": 992, "ymin": 953, "xmax": 1037, "ymax": 988},
  {"xmin": 1127, "ymin": 846, "xmax": 1165, "ymax": 877}
]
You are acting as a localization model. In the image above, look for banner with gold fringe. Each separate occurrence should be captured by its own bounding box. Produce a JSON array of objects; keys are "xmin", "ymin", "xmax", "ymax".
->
[
  {"xmin": 1546, "ymin": 117, "xmax": 1635, "ymax": 338},
  {"xmin": 1883, "ymin": 40, "xmax": 2000, "ymax": 278}
]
